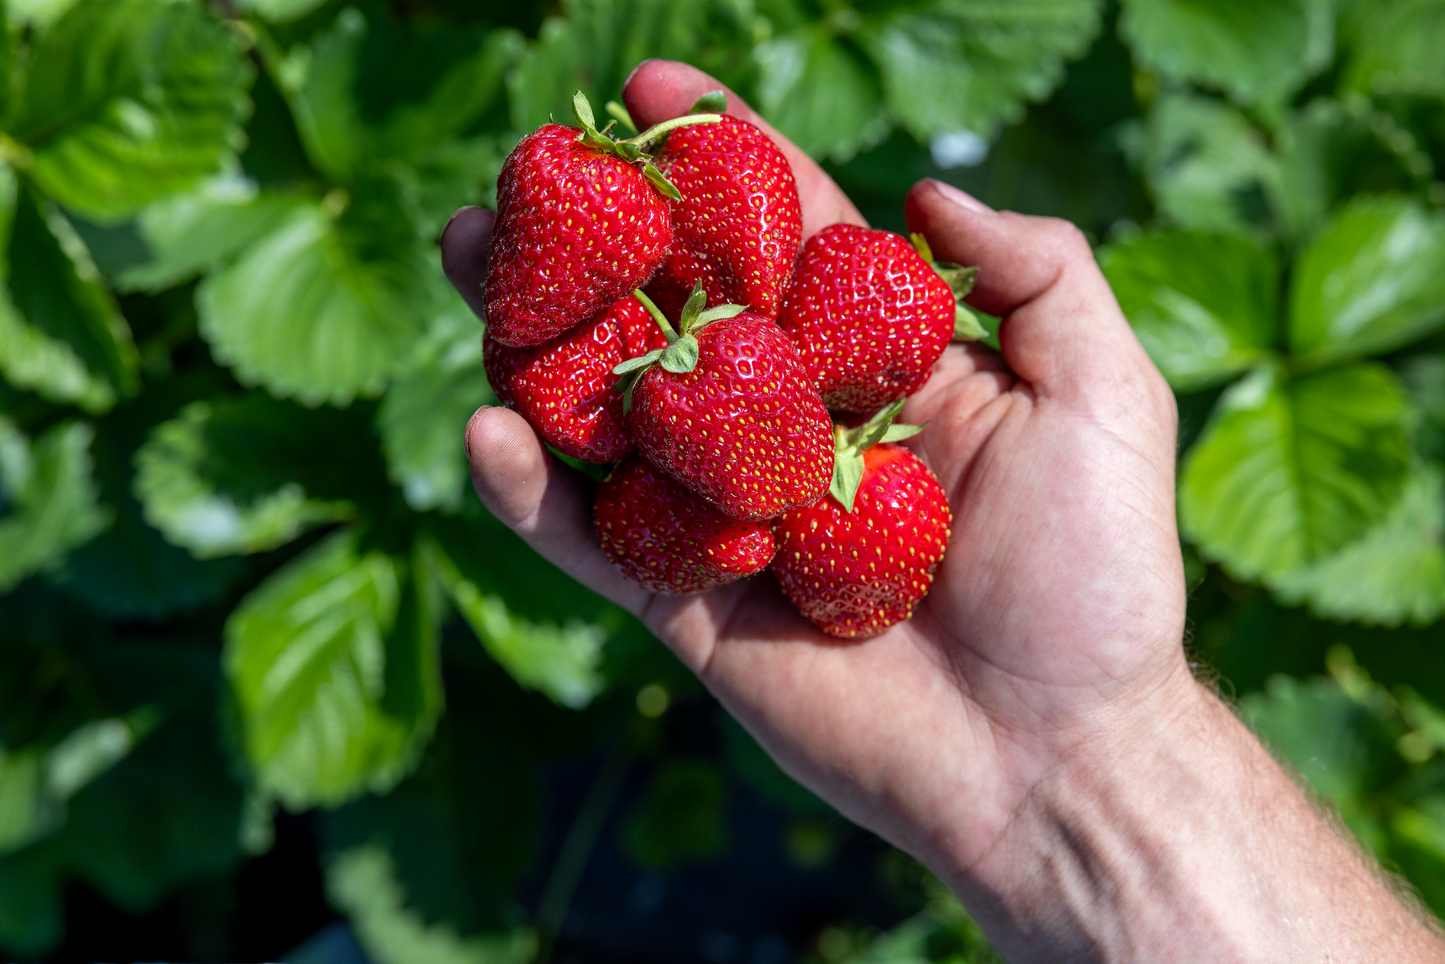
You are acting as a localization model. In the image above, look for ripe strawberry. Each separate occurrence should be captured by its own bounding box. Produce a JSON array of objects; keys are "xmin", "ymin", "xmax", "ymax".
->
[
  {"xmin": 595, "ymin": 454, "xmax": 776, "ymax": 594},
  {"xmin": 483, "ymin": 93, "xmax": 720, "ymax": 347},
  {"xmin": 775, "ymin": 225, "xmax": 984, "ymax": 412},
  {"xmin": 484, "ymin": 295, "xmax": 667, "ymax": 463},
  {"xmin": 772, "ymin": 403, "xmax": 951, "ymax": 638},
  {"xmin": 616, "ymin": 288, "xmax": 833, "ymax": 521},
  {"xmin": 646, "ymin": 96, "xmax": 802, "ymax": 321}
]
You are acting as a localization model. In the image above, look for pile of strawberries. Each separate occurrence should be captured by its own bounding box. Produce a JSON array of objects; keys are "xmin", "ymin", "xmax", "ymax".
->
[{"xmin": 480, "ymin": 92, "xmax": 981, "ymax": 638}]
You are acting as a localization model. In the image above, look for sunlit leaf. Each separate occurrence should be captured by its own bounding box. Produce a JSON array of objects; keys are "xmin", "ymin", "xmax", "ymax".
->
[
  {"xmin": 1120, "ymin": 93, "xmax": 1273, "ymax": 233},
  {"xmin": 196, "ymin": 191, "xmax": 441, "ymax": 407},
  {"xmin": 0, "ymin": 419, "xmax": 109, "ymax": 592},
  {"xmin": 1289, "ymin": 196, "xmax": 1445, "ymax": 365},
  {"xmin": 12, "ymin": 0, "xmax": 251, "ymax": 222},
  {"xmin": 0, "ymin": 747, "xmax": 55, "ymax": 854},
  {"xmin": 378, "ymin": 296, "xmax": 491, "ymax": 514},
  {"xmin": 421, "ymin": 506, "xmax": 615, "ymax": 706},
  {"xmin": 863, "ymin": 0, "xmax": 1100, "ymax": 142},
  {"xmin": 117, "ymin": 175, "xmax": 309, "ymax": 293},
  {"xmin": 133, "ymin": 396, "xmax": 355, "ymax": 558},
  {"xmin": 1344, "ymin": 0, "xmax": 1445, "ymax": 98},
  {"xmin": 236, "ymin": 0, "xmax": 330, "ymax": 22},
  {"xmin": 0, "ymin": 175, "xmax": 138, "ymax": 412},
  {"xmin": 1271, "ymin": 466, "xmax": 1445, "ymax": 627},
  {"xmin": 224, "ymin": 531, "xmax": 443, "ymax": 810},
  {"xmin": 1269, "ymin": 99, "xmax": 1429, "ymax": 242},
  {"xmin": 7, "ymin": 0, "xmax": 78, "ymax": 28},
  {"xmin": 1119, "ymin": 0, "xmax": 1330, "ymax": 105},
  {"xmin": 1099, "ymin": 229, "xmax": 1277, "ymax": 391},
  {"xmin": 1179, "ymin": 362, "xmax": 1411, "ymax": 580},
  {"xmin": 327, "ymin": 846, "xmax": 536, "ymax": 964},
  {"xmin": 753, "ymin": 28, "xmax": 888, "ymax": 162}
]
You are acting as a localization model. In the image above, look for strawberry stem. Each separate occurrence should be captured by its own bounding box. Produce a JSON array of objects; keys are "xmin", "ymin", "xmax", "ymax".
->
[{"xmin": 632, "ymin": 289, "xmax": 679, "ymax": 343}]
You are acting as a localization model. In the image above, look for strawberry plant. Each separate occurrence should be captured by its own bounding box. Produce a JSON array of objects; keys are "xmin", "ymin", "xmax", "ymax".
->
[{"xmin": 2, "ymin": 0, "xmax": 1445, "ymax": 961}]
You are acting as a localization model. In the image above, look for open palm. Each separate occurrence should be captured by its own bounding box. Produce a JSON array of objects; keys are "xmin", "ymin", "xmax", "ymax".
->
[{"xmin": 447, "ymin": 60, "xmax": 1190, "ymax": 887}]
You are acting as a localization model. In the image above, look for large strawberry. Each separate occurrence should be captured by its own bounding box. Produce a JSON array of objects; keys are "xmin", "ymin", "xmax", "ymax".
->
[
  {"xmin": 595, "ymin": 454, "xmax": 776, "ymax": 594},
  {"xmin": 772, "ymin": 402, "xmax": 951, "ymax": 638},
  {"xmin": 484, "ymin": 295, "xmax": 667, "ymax": 463},
  {"xmin": 646, "ymin": 93, "xmax": 802, "ymax": 321},
  {"xmin": 483, "ymin": 93, "xmax": 720, "ymax": 348},
  {"xmin": 616, "ymin": 287, "xmax": 833, "ymax": 521},
  {"xmin": 775, "ymin": 226, "xmax": 985, "ymax": 412}
]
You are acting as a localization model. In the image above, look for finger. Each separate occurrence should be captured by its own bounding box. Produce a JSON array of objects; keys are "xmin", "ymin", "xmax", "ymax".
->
[
  {"xmin": 464, "ymin": 405, "xmax": 651, "ymax": 611},
  {"xmin": 622, "ymin": 59, "xmax": 866, "ymax": 239},
  {"xmin": 441, "ymin": 206, "xmax": 495, "ymax": 321},
  {"xmin": 904, "ymin": 179, "xmax": 1161, "ymax": 405}
]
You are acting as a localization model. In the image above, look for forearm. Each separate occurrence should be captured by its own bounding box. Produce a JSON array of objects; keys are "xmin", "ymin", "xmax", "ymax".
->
[{"xmin": 944, "ymin": 677, "xmax": 1444, "ymax": 963}]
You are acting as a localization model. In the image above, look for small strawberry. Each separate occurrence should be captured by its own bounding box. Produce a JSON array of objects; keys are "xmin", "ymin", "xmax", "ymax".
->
[
  {"xmin": 484, "ymin": 295, "xmax": 667, "ymax": 463},
  {"xmin": 772, "ymin": 402, "xmax": 952, "ymax": 638},
  {"xmin": 595, "ymin": 453, "xmax": 776, "ymax": 594},
  {"xmin": 775, "ymin": 226, "xmax": 985, "ymax": 412},
  {"xmin": 615, "ymin": 287, "xmax": 833, "ymax": 521},
  {"xmin": 483, "ymin": 93, "xmax": 720, "ymax": 348},
  {"xmin": 645, "ymin": 93, "xmax": 802, "ymax": 321}
]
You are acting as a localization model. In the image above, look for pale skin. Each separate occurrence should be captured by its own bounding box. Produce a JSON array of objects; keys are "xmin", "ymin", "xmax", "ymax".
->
[{"xmin": 444, "ymin": 60, "xmax": 1445, "ymax": 962}]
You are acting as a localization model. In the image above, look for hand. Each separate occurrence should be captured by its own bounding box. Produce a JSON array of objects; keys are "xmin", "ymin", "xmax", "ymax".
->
[{"xmin": 446, "ymin": 61, "xmax": 1441, "ymax": 962}]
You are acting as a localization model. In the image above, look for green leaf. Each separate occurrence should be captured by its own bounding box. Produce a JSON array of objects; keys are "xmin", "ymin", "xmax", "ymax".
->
[
  {"xmin": 624, "ymin": 759, "xmax": 728, "ymax": 871},
  {"xmin": 13, "ymin": 0, "xmax": 251, "ymax": 222},
  {"xmin": 753, "ymin": 28, "xmax": 889, "ymax": 162},
  {"xmin": 116, "ymin": 175, "xmax": 309, "ymax": 293},
  {"xmin": 236, "ymin": 0, "xmax": 330, "ymax": 22},
  {"xmin": 1344, "ymin": 0, "xmax": 1445, "ymax": 98},
  {"xmin": 424, "ymin": 508, "xmax": 612, "ymax": 708},
  {"xmin": 197, "ymin": 193, "xmax": 441, "ymax": 407},
  {"xmin": 377, "ymin": 297, "xmax": 492, "ymax": 514},
  {"xmin": 0, "ymin": 419, "xmax": 108, "ymax": 592},
  {"xmin": 1118, "ymin": 0, "xmax": 1330, "ymax": 106},
  {"xmin": 1289, "ymin": 197, "xmax": 1445, "ymax": 365},
  {"xmin": 1240, "ymin": 673, "xmax": 1400, "ymax": 802},
  {"xmin": 0, "ymin": 176, "xmax": 138, "ymax": 412},
  {"xmin": 391, "ymin": 137, "xmax": 507, "ymax": 238},
  {"xmin": 327, "ymin": 846, "xmax": 536, "ymax": 964},
  {"xmin": 1120, "ymin": 93, "xmax": 1273, "ymax": 233},
  {"xmin": 0, "ymin": 844, "xmax": 63, "ymax": 957},
  {"xmin": 1271, "ymin": 466, "xmax": 1445, "ymax": 628},
  {"xmin": 224, "ymin": 530, "xmax": 443, "ymax": 810},
  {"xmin": 1098, "ymin": 229, "xmax": 1277, "ymax": 391},
  {"xmin": 1268, "ymin": 99, "xmax": 1431, "ymax": 243},
  {"xmin": 279, "ymin": 9, "xmax": 522, "ymax": 182},
  {"xmin": 133, "ymin": 396, "xmax": 355, "ymax": 558},
  {"xmin": 1179, "ymin": 362, "xmax": 1411, "ymax": 580},
  {"xmin": 0, "ymin": 747, "xmax": 55, "ymax": 854},
  {"xmin": 863, "ymin": 0, "xmax": 1100, "ymax": 143},
  {"xmin": 8, "ymin": 0, "xmax": 79, "ymax": 28}
]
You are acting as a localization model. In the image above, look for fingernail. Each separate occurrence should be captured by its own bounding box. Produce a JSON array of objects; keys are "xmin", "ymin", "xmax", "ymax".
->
[
  {"xmin": 927, "ymin": 179, "xmax": 993, "ymax": 214},
  {"xmin": 464, "ymin": 405, "xmax": 490, "ymax": 461}
]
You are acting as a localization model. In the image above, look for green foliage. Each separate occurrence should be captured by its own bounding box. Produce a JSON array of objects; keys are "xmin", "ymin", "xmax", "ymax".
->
[
  {"xmin": 224, "ymin": 530, "xmax": 443, "ymax": 810},
  {"xmin": 1, "ymin": 0, "xmax": 1444, "ymax": 957}
]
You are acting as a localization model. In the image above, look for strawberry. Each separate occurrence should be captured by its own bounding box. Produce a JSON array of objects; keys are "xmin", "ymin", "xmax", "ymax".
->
[
  {"xmin": 775, "ymin": 226, "xmax": 985, "ymax": 412},
  {"xmin": 484, "ymin": 295, "xmax": 667, "ymax": 463},
  {"xmin": 771, "ymin": 403, "xmax": 951, "ymax": 638},
  {"xmin": 646, "ymin": 94, "xmax": 802, "ymax": 321},
  {"xmin": 615, "ymin": 287, "xmax": 833, "ymax": 521},
  {"xmin": 483, "ymin": 93, "xmax": 720, "ymax": 347},
  {"xmin": 595, "ymin": 453, "xmax": 776, "ymax": 594}
]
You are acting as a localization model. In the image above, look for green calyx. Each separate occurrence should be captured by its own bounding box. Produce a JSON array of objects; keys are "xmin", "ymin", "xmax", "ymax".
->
[
  {"xmin": 910, "ymin": 232, "xmax": 987, "ymax": 342},
  {"xmin": 830, "ymin": 399, "xmax": 924, "ymax": 513},
  {"xmin": 611, "ymin": 284, "xmax": 746, "ymax": 412},
  {"xmin": 571, "ymin": 91, "xmax": 721, "ymax": 201}
]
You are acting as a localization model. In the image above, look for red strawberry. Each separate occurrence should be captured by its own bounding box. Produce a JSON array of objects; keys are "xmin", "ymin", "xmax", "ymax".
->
[
  {"xmin": 617, "ymin": 288, "xmax": 833, "ymax": 521},
  {"xmin": 484, "ymin": 295, "xmax": 667, "ymax": 463},
  {"xmin": 483, "ymin": 94, "xmax": 721, "ymax": 347},
  {"xmin": 647, "ymin": 99, "xmax": 802, "ymax": 321},
  {"xmin": 595, "ymin": 454, "xmax": 776, "ymax": 594},
  {"xmin": 772, "ymin": 407, "xmax": 951, "ymax": 637},
  {"xmin": 775, "ymin": 225, "xmax": 983, "ymax": 412}
]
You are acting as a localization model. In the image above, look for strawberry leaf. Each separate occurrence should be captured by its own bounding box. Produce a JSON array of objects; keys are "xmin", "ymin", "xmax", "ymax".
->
[
  {"xmin": 658, "ymin": 336, "xmax": 699, "ymax": 374},
  {"xmin": 830, "ymin": 449, "xmax": 865, "ymax": 514}
]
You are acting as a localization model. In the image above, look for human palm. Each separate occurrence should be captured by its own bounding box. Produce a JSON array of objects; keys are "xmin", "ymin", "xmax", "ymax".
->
[{"xmin": 448, "ymin": 60, "xmax": 1189, "ymax": 880}]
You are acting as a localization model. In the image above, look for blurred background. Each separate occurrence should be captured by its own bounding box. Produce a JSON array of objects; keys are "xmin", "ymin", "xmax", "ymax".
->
[{"xmin": 1, "ymin": 0, "xmax": 1444, "ymax": 960}]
